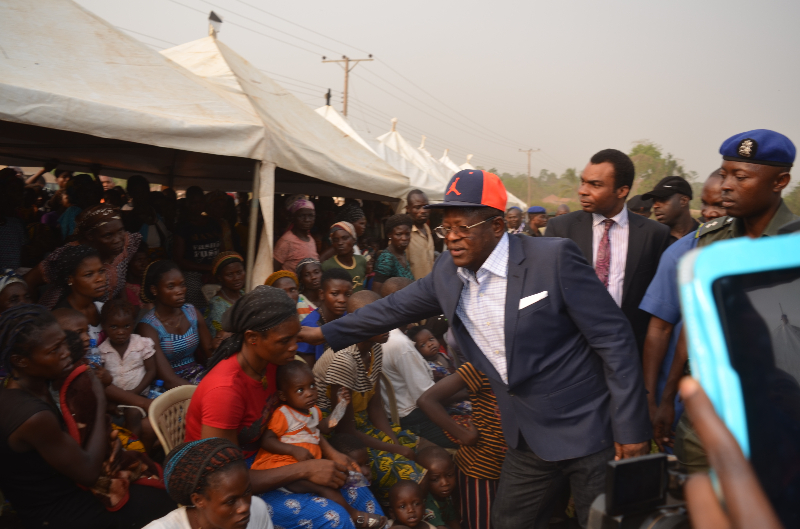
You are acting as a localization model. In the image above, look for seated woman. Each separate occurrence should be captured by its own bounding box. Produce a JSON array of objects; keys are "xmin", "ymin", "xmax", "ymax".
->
[
  {"xmin": 295, "ymin": 258, "xmax": 323, "ymax": 321},
  {"xmin": 322, "ymin": 222, "xmax": 368, "ymax": 293},
  {"xmin": 205, "ymin": 251, "xmax": 246, "ymax": 339},
  {"xmin": 0, "ymin": 305, "xmax": 173, "ymax": 529},
  {"xmin": 416, "ymin": 363, "xmax": 507, "ymax": 529},
  {"xmin": 372, "ymin": 215, "xmax": 415, "ymax": 293},
  {"xmin": 296, "ymin": 268, "xmax": 353, "ymax": 367},
  {"xmin": 184, "ymin": 286, "xmax": 381, "ymax": 529},
  {"xmin": 52, "ymin": 244, "xmax": 108, "ymax": 344},
  {"xmin": 320, "ymin": 203, "xmax": 368, "ymax": 261},
  {"xmin": 314, "ymin": 290, "xmax": 426, "ymax": 506},
  {"xmin": 146, "ymin": 438, "xmax": 273, "ymax": 529},
  {"xmin": 264, "ymin": 270, "xmax": 300, "ymax": 304},
  {"xmin": 25, "ymin": 204, "xmax": 142, "ymax": 309},
  {"xmin": 137, "ymin": 260, "xmax": 213, "ymax": 387}
]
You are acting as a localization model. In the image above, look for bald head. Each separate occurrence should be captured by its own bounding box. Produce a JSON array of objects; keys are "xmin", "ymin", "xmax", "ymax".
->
[
  {"xmin": 380, "ymin": 277, "xmax": 413, "ymax": 297},
  {"xmin": 556, "ymin": 204, "xmax": 570, "ymax": 216},
  {"xmin": 347, "ymin": 289, "xmax": 381, "ymax": 313}
]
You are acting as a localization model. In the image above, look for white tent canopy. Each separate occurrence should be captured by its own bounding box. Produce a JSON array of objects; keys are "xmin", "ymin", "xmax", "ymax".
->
[
  {"xmin": 439, "ymin": 149, "xmax": 462, "ymax": 174},
  {"xmin": 0, "ymin": 0, "xmax": 266, "ymax": 188}
]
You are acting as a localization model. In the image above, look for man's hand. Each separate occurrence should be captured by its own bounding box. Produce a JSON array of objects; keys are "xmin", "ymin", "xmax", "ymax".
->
[
  {"xmin": 614, "ymin": 441, "xmax": 649, "ymax": 460},
  {"xmin": 652, "ymin": 400, "xmax": 676, "ymax": 452},
  {"xmin": 298, "ymin": 326, "xmax": 325, "ymax": 345},
  {"xmin": 681, "ymin": 377, "xmax": 782, "ymax": 529},
  {"xmin": 305, "ymin": 459, "xmax": 348, "ymax": 489}
]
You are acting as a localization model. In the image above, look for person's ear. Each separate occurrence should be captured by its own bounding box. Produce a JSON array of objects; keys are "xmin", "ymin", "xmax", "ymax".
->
[
  {"xmin": 191, "ymin": 492, "xmax": 206, "ymax": 509},
  {"xmin": 679, "ymin": 195, "xmax": 690, "ymax": 208},
  {"xmin": 616, "ymin": 185, "xmax": 631, "ymax": 200},
  {"xmin": 492, "ymin": 215, "xmax": 506, "ymax": 236},
  {"xmin": 244, "ymin": 329, "xmax": 261, "ymax": 346},
  {"xmin": 9, "ymin": 354, "xmax": 28, "ymax": 370},
  {"xmin": 774, "ymin": 171, "xmax": 791, "ymax": 193},
  {"xmin": 278, "ymin": 390, "xmax": 287, "ymax": 402}
]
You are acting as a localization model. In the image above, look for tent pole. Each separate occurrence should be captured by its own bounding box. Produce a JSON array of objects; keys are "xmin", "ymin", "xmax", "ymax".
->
[{"xmin": 245, "ymin": 160, "xmax": 261, "ymax": 292}]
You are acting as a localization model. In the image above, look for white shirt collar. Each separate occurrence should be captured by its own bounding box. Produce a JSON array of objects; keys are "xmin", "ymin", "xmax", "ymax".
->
[
  {"xmin": 592, "ymin": 205, "xmax": 629, "ymax": 228},
  {"xmin": 457, "ymin": 232, "xmax": 509, "ymax": 284}
]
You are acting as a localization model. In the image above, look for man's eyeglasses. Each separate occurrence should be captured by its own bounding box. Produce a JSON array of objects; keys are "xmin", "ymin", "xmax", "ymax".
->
[{"xmin": 434, "ymin": 215, "xmax": 501, "ymax": 239}]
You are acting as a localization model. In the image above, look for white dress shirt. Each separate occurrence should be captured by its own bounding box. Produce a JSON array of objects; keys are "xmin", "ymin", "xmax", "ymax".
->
[
  {"xmin": 591, "ymin": 207, "xmax": 629, "ymax": 307},
  {"xmin": 455, "ymin": 233, "xmax": 510, "ymax": 383},
  {"xmin": 380, "ymin": 328, "xmax": 434, "ymax": 418}
]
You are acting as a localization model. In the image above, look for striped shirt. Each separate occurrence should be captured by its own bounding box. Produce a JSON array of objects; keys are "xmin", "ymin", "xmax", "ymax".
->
[
  {"xmin": 591, "ymin": 207, "xmax": 629, "ymax": 307},
  {"xmin": 454, "ymin": 363, "xmax": 507, "ymax": 480},
  {"xmin": 312, "ymin": 344, "xmax": 383, "ymax": 411},
  {"xmin": 455, "ymin": 233, "xmax": 509, "ymax": 383}
]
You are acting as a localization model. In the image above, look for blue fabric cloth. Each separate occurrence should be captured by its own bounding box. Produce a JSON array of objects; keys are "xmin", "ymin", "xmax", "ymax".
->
[
  {"xmin": 296, "ymin": 309, "xmax": 346, "ymax": 360},
  {"xmin": 245, "ymin": 454, "xmax": 384, "ymax": 529},
  {"xmin": 58, "ymin": 206, "xmax": 82, "ymax": 241},
  {"xmin": 140, "ymin": 304, "xmax": 203, "ymax": 381},
  {"xmin": 322, "ymin": 234, "xmax": 651, "ymax": 462}
]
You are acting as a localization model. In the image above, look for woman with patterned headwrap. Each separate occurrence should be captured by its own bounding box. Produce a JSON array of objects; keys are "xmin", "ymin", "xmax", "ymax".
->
[
  {"xmin": 185, "ymin": 287, "xmax": 377, "ymax": 529},
  {"xmin": 205, "ymin": 252, "xmax": 246, "ymax": 339},
  {"xmin": 273, "ymin": 197, "xmax": 318, "ymax": 272},
  {"xmin": 264, "ymin": 270, "xmax": 300, "ymax": 304},
  {"xmin": 145, "ymin": 438, "xmax": 273, "ymax": 529},
  {"xmin": 321, "ymin": 222, "xmax": 367, "ymax": 293},
  {"xmin": 319, "ymin": 202, "xmax": 367, "ymax": 262},
  {"xmin": 24, "ymin": 204, "xmax": 142, "ymax": 309}
]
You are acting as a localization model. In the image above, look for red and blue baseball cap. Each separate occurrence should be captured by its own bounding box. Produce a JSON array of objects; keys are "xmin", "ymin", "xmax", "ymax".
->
[{"xmin": 425, "ymin": 169, "xmax": 508, "ymax": 211}]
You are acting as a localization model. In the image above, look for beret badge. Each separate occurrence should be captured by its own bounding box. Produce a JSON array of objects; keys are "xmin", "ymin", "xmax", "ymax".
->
[{"xmin": 738, "ymin": 138, "xmax": 756, "ymax": 158}]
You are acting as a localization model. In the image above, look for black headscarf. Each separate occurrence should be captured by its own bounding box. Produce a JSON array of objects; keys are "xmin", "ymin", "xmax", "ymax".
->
[
  {"xmin": 335, "ymin": 202, "xmax": 365, "ymax": 224},
  {"xmin": 206, "ymin": 285, "xmax": 297, "ymax": 371}
]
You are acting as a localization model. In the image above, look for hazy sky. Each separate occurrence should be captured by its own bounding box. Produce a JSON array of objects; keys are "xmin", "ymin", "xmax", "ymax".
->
[{"xmin": 76, "ymin": 0, "xmax": 800, "ymax": 184}]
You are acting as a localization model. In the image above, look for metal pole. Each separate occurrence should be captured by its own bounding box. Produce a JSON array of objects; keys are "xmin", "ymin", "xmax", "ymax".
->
[
  {"xmin": 343, "ymin": 57, "xmax": 350, "ymax": 116},
  {"xmin": 245, "ymin": 160, "xmax": 261, "ymax": 292}
]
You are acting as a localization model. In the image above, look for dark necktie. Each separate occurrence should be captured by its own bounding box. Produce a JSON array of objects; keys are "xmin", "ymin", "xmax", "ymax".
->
[{"xmin": 595, "ymin": 219, "xmax": 614, "ymax": 288}]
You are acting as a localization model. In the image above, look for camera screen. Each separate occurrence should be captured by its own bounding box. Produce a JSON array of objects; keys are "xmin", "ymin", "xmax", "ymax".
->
[{"xmin": 713, "ymin": 266, "xmax": 800, "ymax": 527}]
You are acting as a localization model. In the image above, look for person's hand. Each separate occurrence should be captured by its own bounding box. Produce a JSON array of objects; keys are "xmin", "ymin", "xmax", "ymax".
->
[
  {"xmin": 330, "ymin": 450, "xmax": 359, "ymax": 473},
  {"xmin": 458, "ymin": 420, "xmax": 480, "ymax": 446},
  {"xmin": 652, "ymin": 400, "xmax": 676, "ymax": 452},
  {"xmin": 93, "ymin": 365, "xmax": 113, "ymax": 387},
  {"xmin": 614, "ymin": 441, "xmax": 649, "ymax": 460},
  {"xmin": 393, "ymin": 445, "xmax": 416, "ymax": 461},
  {"xmin": 43, "ymin": 158, "xmax": 59, "ymax": 173},
  {"xmin": 298, "ymin": 326, "xmax": 325, "ymax": 345},
  {"xmin": 290, "ymin": 445, "xmax": 314, "ymax": 462},
  {"xmin": 681, "ymin": 377, "xmax": 783, "ymax": 529},
  {"xmin": 305, "ymin": 459, "xmax": 348, "ymax": 489}
]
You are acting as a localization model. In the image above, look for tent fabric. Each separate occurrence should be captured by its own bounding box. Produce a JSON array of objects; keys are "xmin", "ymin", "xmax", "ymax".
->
[
  {"xmin": 162, "ymin": 38, "xmax": 410, "ymax": 201},
  {"xmin": 439, "ymin": 150, "xmax": 462, "ymax": 174},
  {"xmin": 375, "ymin": 124, "xmax": 451, "ymax": 199},
  {"xmin": 0, "ymin": 0, "xmax": 265, "ymax": 164}
]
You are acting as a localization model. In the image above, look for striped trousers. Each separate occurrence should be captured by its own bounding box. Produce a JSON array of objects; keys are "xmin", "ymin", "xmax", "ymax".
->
[{"xmin": 456, "ymin": 467, "xmax": 499, "ymax": 529}]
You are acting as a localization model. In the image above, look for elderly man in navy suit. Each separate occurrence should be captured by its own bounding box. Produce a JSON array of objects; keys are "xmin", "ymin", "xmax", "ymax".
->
[{"xmin": 299, "ymin": 170, "xmax": 651, "ymax": 528}]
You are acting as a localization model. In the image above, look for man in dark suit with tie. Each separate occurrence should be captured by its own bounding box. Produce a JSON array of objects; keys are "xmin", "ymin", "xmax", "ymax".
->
[
  {"xmin": 545, "ymin": 149, "xmax": 670, "ymax": 354},
  {"xmin": 299, "ymin": 169, "xmax": 651, "ymax": 528}
]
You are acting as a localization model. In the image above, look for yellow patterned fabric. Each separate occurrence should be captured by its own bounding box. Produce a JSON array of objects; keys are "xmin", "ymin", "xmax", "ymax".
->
[{"xmin": 111, "ymin": 423, "xmax": 146, "ymax": 453}]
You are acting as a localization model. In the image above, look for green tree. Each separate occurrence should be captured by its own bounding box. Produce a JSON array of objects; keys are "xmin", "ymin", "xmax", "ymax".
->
[
  {"xmin": 785, "ymin": 185, "xmax": 800, "ymax": 216},
  {"xmin": 628, "ymin": 140, "xmax": 698, "ymax": 206}
]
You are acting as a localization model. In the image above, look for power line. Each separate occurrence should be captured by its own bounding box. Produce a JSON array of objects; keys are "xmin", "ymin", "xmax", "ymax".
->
[{"xmin": 115, "ymin": 26, "xmax": 179, "ymax": 46}]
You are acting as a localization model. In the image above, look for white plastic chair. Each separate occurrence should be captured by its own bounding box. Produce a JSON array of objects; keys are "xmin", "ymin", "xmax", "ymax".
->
[{"xmin": 148, "ymin": 385, "xmax": 196, "ymax": 453}]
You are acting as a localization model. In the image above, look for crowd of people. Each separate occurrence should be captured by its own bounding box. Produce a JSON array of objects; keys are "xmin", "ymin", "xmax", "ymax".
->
[{"xmin": 0, "ymin": 126, "xmax": 797, "ymax": 529}]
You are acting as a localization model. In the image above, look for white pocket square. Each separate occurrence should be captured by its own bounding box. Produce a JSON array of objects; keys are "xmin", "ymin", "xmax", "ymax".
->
[{"xmin": 519, "ymin": 291, "xmax": 548, "ymax": 310}]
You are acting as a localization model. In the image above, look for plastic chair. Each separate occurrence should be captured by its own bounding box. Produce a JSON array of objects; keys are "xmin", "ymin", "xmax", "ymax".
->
[
  {"xmin": 148, "ymin": 385, "xmax": 196, "ymax": 453},
  {"xmin": 380, "ymin": 372, "xmax": 400, "ymax": 425}
]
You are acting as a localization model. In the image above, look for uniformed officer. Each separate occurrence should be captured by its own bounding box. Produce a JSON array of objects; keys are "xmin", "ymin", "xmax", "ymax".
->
[
  {"xmin": 523, "ymin": 205, "xmax": 547, "ymax": 236},
  {"xmin": 695, "ymin": 128, "xmax": 798, "ymax": 247}
]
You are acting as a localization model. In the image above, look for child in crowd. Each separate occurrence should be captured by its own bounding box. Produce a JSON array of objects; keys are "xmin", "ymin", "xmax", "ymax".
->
[
  {"xmin": 124, "ymin": 243, "xmax": 152, "ymax": 315},
  {"xmin": 314, "ymin": 290, "xmax": 426, "ymax": 505},
  {"xmin": 388, "ymin": 481, "xmax": 436, "ymax": 529},
  {"xmin": 252, "ymin": 361, "xmax": 387, "ymax": 528},
  {"xmin": 205, "ymin": 252, "xmax": 246, "ymax": 339},
  {"xmin": 408, "ymin": 327, "xmax": 471, "ymax": 416},
  {"xmin": 52, "ymin": 307, "xmax": 92, "ymax": 353},
  {"xmin": 98, "ymin": 299, "xmax": 157, "ymax": 447},
  {"xmin": 417, "ymin": 447, "xmax": 461, "ymax": 529},
  {"xmin": 295, "ymin": 258, "xmax": 322, "ymax": 321},
  {"xmin": 296, "ymin": 268, "xmax": 353, "ymax": 367}
]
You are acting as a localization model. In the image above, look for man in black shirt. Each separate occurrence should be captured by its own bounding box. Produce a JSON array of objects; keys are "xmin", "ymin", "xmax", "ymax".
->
[{"xmin": 643, "ymin": 176, "xmax": 700, "ymax": 244}]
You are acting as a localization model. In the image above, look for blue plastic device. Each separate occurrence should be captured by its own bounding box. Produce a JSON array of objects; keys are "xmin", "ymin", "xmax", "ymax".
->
[{"xmin": 678, "ymin": 232, "xmax": 800, "ymax": 458}]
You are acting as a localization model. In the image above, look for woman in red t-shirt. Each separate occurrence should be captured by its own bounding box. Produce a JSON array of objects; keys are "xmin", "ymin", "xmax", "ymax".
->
[{"xmin": 185, "ymin": 286, "xmax": 383, "ymax": 528}]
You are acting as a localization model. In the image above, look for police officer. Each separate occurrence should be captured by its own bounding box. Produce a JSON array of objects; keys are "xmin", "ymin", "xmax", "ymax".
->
[
  {"xmin": 524, "ymin": 205, "xmax": 547, "ymax": 236},
  {"xmin": 694, "ymin": 129, "xmax": 798, "ymax": 247}
]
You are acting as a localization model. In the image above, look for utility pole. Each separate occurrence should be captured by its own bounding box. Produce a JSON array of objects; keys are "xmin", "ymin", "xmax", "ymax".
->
[
  {"xmin": 322, "ymin": 55, "xmax": 373, "ymax": 116},
  {"xmin": 519, "ymin": 148, "xmax": 540, "ymax": 206}
]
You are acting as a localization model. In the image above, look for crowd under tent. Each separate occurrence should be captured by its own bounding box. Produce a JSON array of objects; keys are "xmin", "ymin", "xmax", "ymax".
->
[{"xmin": 161, "ymin": 36, "xmax": 412, "ymax": 284}]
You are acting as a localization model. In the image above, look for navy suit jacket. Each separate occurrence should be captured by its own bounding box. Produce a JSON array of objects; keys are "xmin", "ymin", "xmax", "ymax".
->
[
  {"xmin": 322, "ymin": 234, "xmax": 651, "ymax": 461},
  {"xmin": 544, "ymin": 210, "xmax": 670, "ymax": 353}
]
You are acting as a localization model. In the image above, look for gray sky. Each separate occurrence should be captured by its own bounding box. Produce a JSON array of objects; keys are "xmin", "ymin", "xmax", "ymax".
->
[{"xmin": 76, "ymin": 0, "xmax": 800, "ymax": 184}]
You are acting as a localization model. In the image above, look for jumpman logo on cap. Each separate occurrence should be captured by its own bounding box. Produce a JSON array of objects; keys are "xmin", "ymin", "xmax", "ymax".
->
[{"xmin": 447, "ymin": 177, "xmax": 461, "ymax": 196}]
